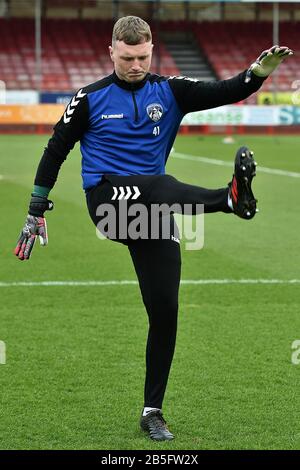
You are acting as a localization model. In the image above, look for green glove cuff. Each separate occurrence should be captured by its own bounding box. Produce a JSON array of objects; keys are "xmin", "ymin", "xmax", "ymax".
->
[{"xmin": 32, "ymin": 185, "xmax": 51, "ymax": 198}]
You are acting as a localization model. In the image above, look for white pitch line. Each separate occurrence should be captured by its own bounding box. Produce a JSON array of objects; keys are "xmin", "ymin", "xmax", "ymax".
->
[
  {"xmin": 0, "ymin": 279, "xmax": 299, "ymax": 287},
  {"xmin": 0, "ymin": 280, "xmax": 138, "ymax": 287},
  {"xmin": 173, "ymin": 152, "xmax": 300, "ymax": 178}
]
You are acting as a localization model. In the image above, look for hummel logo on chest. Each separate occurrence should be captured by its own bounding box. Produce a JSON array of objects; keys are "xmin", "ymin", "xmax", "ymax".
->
[{"xmin": 101, "ymin": 114, "xmax": 124, "ymax": 119}]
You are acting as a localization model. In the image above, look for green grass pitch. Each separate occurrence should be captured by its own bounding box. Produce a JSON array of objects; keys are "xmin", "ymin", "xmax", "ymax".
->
[{"xmin": 0, "ymin": 133, "xmax": 300, "ymax": 450}]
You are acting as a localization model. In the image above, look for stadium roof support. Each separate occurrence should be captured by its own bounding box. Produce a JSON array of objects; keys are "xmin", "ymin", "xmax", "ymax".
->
[
  {"xmin": 272, "ymin": 2, "xmax": 279, "ymax": 102},
  {"xmin": 35, "ymin": 0, "xmax": 42, "ymax": 93}
]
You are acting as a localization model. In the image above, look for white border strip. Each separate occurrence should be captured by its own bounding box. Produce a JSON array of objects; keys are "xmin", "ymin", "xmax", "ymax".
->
[
  {"xmin": 173, "ymin": 152, "xmax": 300, "ymax": 178},
  {"xmin": 0, "ymin": 279, "xmax": 299, "ymax": 287}
]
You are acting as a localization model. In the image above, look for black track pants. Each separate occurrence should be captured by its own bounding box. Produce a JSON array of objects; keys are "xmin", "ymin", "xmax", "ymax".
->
[
  {"xmin": 87, "ymin": 174, "xmax": 231, "ymax": 408},
  {"xmin": 128, "ymin": 216, "xmax": 181, "ymax": 408}
]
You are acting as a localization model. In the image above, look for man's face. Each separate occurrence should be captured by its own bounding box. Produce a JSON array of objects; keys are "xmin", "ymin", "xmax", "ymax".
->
[{"xmin": 109, "ymin": 40, "xmax": 153, "ymax": 83}]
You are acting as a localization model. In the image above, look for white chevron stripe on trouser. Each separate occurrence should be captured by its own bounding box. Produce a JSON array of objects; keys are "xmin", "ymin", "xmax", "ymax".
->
[{"xmin": 111, "ymin": 186, "xmax": 141, "ymax": 200}]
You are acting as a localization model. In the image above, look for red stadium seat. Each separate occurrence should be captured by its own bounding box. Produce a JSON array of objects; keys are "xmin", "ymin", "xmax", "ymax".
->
[
  {"xmin": 191, "ymin": 20, "xmax": 298, "ymax": 93},
  {"xmin": 0, "ymin": 18, "xmax": 297, "ymax": 93}
]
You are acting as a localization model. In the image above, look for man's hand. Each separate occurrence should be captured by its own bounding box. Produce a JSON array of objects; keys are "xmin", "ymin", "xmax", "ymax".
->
[
  {"xmin": 245, "ymin": 45, "xmax": 293, "ymax": 82},
  {"xmin": 14, "ymin": 195, "xmax": 54, "ymax": 261},
  {"xmin": 14, "ymin": 215, "xmax": 49, "ymax": 260}
]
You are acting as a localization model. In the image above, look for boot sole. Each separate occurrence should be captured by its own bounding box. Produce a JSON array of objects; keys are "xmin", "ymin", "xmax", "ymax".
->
[{"xmin": 233, "ymin": 147, "xmax": 257, "ymax": 219}]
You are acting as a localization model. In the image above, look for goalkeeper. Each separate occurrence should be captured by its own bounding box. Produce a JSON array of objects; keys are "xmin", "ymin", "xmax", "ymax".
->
[{"xmin": 14, "ymin": 16, "xmax": 292, "ymax": 441}]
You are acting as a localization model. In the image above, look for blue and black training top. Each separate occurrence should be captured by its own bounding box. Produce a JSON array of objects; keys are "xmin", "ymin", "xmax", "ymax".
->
[{"xmin": 34, "ymin": 70, "xmax": 265, "ymax": 192}]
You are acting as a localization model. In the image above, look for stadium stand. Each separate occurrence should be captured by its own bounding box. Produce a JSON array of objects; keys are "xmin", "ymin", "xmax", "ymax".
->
[
  {"xmin": 0, "ymin": 17, "xmax": 298, "ymax": 94},
  {"xmin": 193, "ymin": 21, "xmax": 299, "ymax": 91},
  {"xmin": 0, "ymin": 18, "xmax": 180, "ymax": 91},
  {"xmin": 162, "ymin": 31, "xmax": 216, "ymax": 81}
]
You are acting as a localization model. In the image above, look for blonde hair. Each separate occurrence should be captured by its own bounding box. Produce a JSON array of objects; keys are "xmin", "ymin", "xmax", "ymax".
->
[{"xmin": 112, "ymin": 16, "xmax": 152, "ymax": 45}]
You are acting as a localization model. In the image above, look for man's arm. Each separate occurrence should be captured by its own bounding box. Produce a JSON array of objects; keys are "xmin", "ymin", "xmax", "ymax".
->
[
  {"xmin": 168, "ymin": 46, "xmax": 293, "ymax": 114},
  {"xmin": 14, "ymin": 89, "xmax": 89, "ymax": 260},
  {"xmin": 168, "ymin": 69, "xmax": 265, "ymax": 114},
  {"xmin": 34, "ymin": 88, "xmax": 89, "ymax": 191}
]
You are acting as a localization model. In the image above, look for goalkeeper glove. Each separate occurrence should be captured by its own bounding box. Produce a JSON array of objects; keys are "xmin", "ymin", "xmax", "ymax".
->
[
  {"xmin": 245, "ymin": 45, "xmax": 293, "ymax": 83},
  {"xmin": 14, "ymin": 196, "xmax": 54, "ymax": 261}
]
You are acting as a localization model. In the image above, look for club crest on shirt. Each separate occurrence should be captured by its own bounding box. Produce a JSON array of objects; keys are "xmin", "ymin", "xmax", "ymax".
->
[{"xmin": 146, "ymin": 103, "xmax": 163, "ymax": 122}]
